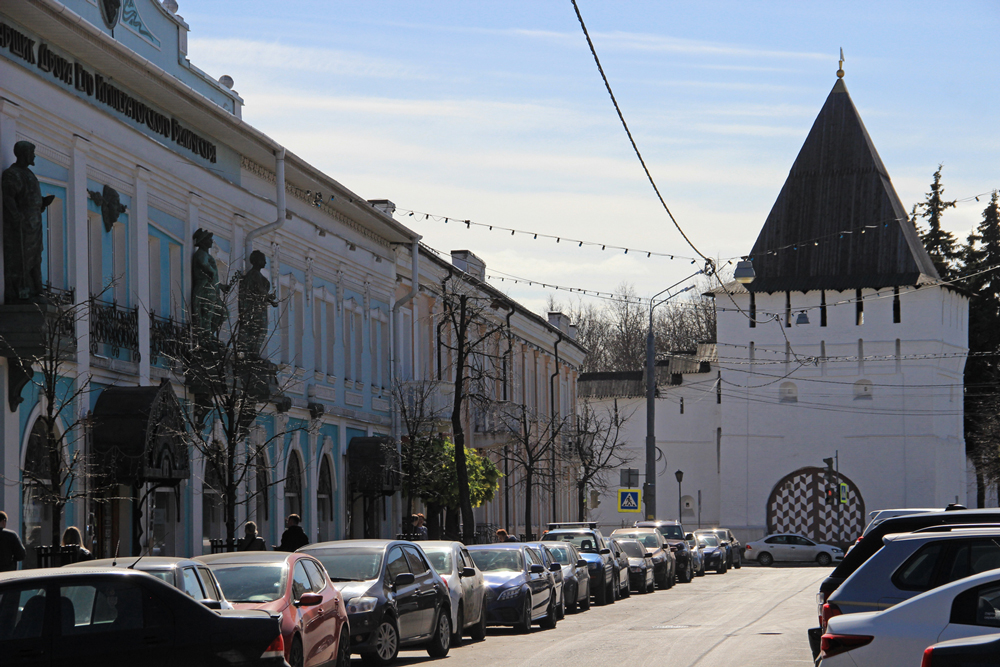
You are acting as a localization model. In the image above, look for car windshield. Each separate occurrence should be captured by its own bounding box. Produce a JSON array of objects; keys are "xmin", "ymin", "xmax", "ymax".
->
[
  {"xmin": 209, "ymin": 564, "xmax": 286, "ymax": 603},
  {"xmin": 618, "ymin": 533, "xmax": 659, "ymax": 549},
  {"xmin": 469, "ymin": 549, "xmax": 523, "ymax": 572},
  {"xmin": 422, "ymin": 548, "xmax": 453, "ymax": 575},
  {"xmin": 546, "ymin": 546, "xmax": 572, "ymax": 565},
  {"xmin": 618, "ymin": 541, "xmax": 646, "ymax": 558},
  {"xmin": 310, "ymin": 549, "xmax": 383, "ymax": 581},
  {"xmin": 697, "ymin": 535, "xmax": 719, "ymax": 547},
  {"xmin": 655, "ymin": 525, "xmax": 685, "ymax": 540},
  {"xmin": 542, "ymin": 532, "xmax": 600, "ymax": 553},
  {"xmin": 143, "ymin": 570, "xmax": 173, "ymax": 585}
]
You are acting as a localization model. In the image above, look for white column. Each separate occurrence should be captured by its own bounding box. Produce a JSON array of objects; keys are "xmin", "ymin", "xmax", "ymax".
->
[
  {"xmin": 134, "ymin": 166, "xmax": 151, "ymax": 384},
  {"xmin": 70, "ymin": 136, "xmax": 91, "ymax": 386},
  {"xmin": 0, "ymin": 100, "xmax": 21, "ymax": 529}
]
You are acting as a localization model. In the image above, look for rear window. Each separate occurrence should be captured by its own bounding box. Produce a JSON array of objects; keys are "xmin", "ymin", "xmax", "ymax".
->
[
  {"xmin": 209, "ymin": 564, "xmax": 286, "ymax": 603},
  {"xmin": 893, "ymin": 542, "xmax": 947, "ymax": 591},
  {"xmin": 619, "ymin": 541, "xmax": 646, "ymax": 558},
  {"xmin": 943, "ymin": 540, "xmax": 1000, "ymax": 584},
  {"xmin": 311, "ymin": 548, "xmax": 383, "ymax": 581},
  {"xmin": 423, "ymin": 549, "xmax": 453, "ymax": 575},
  {"xmin": 542, "ymin": 532, "xmax": 600, "ymax": 552},
  {"xmin": 656, "ymin": 525, "xmax": 685, "ymax": 540},
  {"xmin": 469, "ymin": 549, "xmax": 523, "ymax": 572}
]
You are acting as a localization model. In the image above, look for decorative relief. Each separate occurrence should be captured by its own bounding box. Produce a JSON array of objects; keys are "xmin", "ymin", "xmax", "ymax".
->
[
  {"xmin": 122, "ymin": 0, "xmax": 161, "ymax": 48},
  {"xmin": 372, "ymin": 397, "xmax": 390, "ymax": 412},
  {"xmin": 308, "ymin": 384, "xmax": 336, "ymax": 402},
  {"xmin": 345, "ymin": 391, "xmax": 363, "ymax": 408}
]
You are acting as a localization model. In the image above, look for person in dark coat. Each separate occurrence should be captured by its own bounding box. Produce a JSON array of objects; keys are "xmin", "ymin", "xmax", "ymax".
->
[
  {"xmin": 277, "ymin": 514, "xmax": 309, "ymax": 552},
  {"xmin": 238, "ymin": 521, "xmax": 266, "ymax": 551},
  {"xmin": 61, "ymin": 526, "xmax": 93, "ymax": 563},
  {"xmin": 0, "ymin": 511, "xmax": 26, "ymax": 571}
]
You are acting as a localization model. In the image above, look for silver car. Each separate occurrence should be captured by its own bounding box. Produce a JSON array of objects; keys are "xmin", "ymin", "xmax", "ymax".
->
[
  {"xmin": 66, "ymin": 556, "xmax": 233, "ymax": 609},
  {"xmin": 421, "ymin": 541, "xmax": 488, "ymax": 645},
  {"xmin": 743, "ymin": 533, "xmax": 843, "ymax": 566}
]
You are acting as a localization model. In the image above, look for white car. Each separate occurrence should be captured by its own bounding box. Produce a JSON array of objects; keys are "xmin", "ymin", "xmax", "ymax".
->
[
  {"xmin": 744, "ymin": 533, "xmax": 843, "ymax": 566},
  {"xmin": 421, "ymin": 541, "xmax": 488, "ymax": 645},
  {"xmin": 820, "ymin": 567, "xmax": 1000, "ymax": 666}
]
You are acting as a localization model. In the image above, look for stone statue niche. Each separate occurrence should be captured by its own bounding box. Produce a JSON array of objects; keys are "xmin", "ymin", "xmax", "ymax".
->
[
  {"xmin": 237, "ymin": 249, "xmax": 278, "ymax": 360},
  {"xmin": 2, "ymin": 141, "xmax": 55, "ymax": 303},
  {"xmin": 190, "ymin": 227, "xmax": 230, "ymax": 340}
]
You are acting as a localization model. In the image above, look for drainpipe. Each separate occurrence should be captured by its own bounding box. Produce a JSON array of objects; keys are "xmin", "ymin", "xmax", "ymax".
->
[
  {"xmin": 244, "ymin": 147, "xmax": 286, "ymax": 264},
  {"xmin": 391, "ymin": 240, "xmax": 421, "ymax": 380},
  {"xmin": 550, "ymin": 332, "xmax": 563, "ymax": 523}
]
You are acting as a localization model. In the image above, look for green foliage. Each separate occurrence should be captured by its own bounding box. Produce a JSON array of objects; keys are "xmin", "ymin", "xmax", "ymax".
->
[
  {"xmin": 914, "ymin": 165, "xmax": 959, "ymax": 280},
  {"xmin": 405, "ymin": 435, "xmax": 501, "ymax": 510}
]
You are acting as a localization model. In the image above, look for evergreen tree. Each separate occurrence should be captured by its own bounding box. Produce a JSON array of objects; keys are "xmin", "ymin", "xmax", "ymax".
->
[{"xmin": 914, "ymin": 165, "xmax": 959, "ymax": 280}]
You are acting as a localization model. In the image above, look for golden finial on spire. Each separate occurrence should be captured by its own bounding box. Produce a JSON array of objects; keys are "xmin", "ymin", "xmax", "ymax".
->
[{"xmin": 837, "ymin": 47, "xmax": 845, "ymax": 78}]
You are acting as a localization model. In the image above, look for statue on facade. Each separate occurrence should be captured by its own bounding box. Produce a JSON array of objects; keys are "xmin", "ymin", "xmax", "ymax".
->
[
  {"xmin": 2, "ymin": 141, "xmax": 55, "ymax": 303},
  {"xmin": 237, "ymin": 249, "xmax": 277, "ymax": 359},
  {"xmin": 190, "ymin": 228, "xmax": 229, "ymax": 339},
  {"xmin": 87, "ymin": 185, "xmax": 127, "ymax": 233}
]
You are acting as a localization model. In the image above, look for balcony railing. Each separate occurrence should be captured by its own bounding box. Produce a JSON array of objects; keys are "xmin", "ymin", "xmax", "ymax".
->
[
  {"xmin": 150, "ymin": 312, "xmax": 189, "ymax": 366},
  {"xmin": 89, "ymin": 296, "xmax": 139, "ymax": 361}
]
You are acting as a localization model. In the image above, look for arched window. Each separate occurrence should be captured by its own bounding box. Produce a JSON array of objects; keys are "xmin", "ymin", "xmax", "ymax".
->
[
  {"xmin": 285, "ymin": 451, "xmax": 304, "ymax": 520},
  {"xmin": 779, "ymin": 382, "xmax": 798, "ymax": 403},
  {"xmin": 317, "ymin": 456, "xmax": 334, "ymax": 542},
  {"xmin": 854, "ymin": 379, "xmax": 873, "ymax": 400}
]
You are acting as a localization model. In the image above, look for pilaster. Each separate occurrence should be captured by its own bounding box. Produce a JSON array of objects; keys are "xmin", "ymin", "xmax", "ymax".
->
[{"xmin": 134, "ymin": 166, "xmax": 151, "ymax": 384}]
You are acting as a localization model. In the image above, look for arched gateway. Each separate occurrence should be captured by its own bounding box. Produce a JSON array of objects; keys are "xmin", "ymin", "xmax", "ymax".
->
[{"xmin": 765, "ymin": 466, "xmax": 865, "ymax": 547}]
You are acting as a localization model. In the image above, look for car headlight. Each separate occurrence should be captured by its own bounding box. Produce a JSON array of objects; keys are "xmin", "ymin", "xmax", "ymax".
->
[
  {"xmin": 346, "ymin": 597, "xmax": 378, "ymax": 614},
  {"xmin": 497, "ymin": 587, "xmax": 522, "ymax": 601}
]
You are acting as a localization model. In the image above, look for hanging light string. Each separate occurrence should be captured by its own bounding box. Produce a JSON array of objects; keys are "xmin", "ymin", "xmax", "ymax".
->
[{"xmin": 397, "ymin": 207, "xmax": 700, "ymax": 262}]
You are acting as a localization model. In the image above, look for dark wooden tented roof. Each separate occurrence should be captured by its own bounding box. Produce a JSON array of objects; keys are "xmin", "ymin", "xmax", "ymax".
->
[{"xmin": 746, "ymin": 78, "xmax": 938, "ymax": 293}]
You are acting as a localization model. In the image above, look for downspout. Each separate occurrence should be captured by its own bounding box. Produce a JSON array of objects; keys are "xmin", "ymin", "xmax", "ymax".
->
[
  {"xmin": 550, "ymin": 332, "xmax": 563, "ymax": 523},
  {"xmin": 391, "ymin": 240, "xmax": 421, "ymax": 382},
  {"xmin": 244, "ymin": 147, "xmax": 286, "ymax": 265}
]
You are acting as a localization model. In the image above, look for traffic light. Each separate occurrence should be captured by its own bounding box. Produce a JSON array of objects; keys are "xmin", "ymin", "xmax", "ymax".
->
[
  {"xmin": 824, "ymin": 487, "xmax": 836, "ymax": 505},
  {"xmin": 590, "ymin": 489, "xmax": 601, "ymax": 509}
]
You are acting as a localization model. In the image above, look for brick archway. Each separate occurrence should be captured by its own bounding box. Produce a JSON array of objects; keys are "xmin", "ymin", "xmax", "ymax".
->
[{"xmin": 765, "ymin": 466, "xmax": 865, "ymax": 547}]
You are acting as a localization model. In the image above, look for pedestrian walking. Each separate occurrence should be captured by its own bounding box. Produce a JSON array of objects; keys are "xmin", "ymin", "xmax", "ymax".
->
[
  {"xmin": 411, "ymin": 513, "xmax": 428, "ymax": 540},
  {"xmin": 238, "ymin": 521, "xmax": 266, "ymax": 551},
  {"xmin": 276, "ymin": 514, "xmax": 309, "ymax": 552},
  {"xmin": 61, "ymin": 526, "xmax": 93, "ymax": 563},
  {"xmin": 0, "ymin": 511, "xmax": 26, "ymax": 572}
]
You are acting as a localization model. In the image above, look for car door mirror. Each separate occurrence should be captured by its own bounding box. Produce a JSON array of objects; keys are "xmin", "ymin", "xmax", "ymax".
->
[
  {"xmin": 549, "ymin": 562, "xmax": 562, "ymax": 572},
  {"xmin": 599, "ymin": 548, "xmax": 611, "ymax": 555},
  {"xmin": 295, "ymin": 592, "xmax": 323, "ymax": 607},
  {"xmin": 529, "ymin": 564, "xmax": 545, "ymax": 574},
  {"xmin": 576, "ymin": 559, "xmax": 588, "ymax": 568},
  {"xmin": 200, "ymin": 599, "xmax": 223, "ymax": 610},
  {"xmin": 643, "ymin": 553, "xmax": 654, "ymax": 559},
  {"xmin": 393, "ymin": 572, "xmax": 416, "ymax": 586},
  {"xmin": 685, "ymin": 533, "xmax": 695, "ymax": 540},
  {"xmin": 459, "ymin": 567, "xmax": 476, "ymax": 578}
]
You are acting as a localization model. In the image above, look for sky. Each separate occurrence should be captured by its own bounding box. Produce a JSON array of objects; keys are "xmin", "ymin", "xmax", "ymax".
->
[{"xmin": 182, "ymin": 1, "xmax": 1000, "ymax": 317}]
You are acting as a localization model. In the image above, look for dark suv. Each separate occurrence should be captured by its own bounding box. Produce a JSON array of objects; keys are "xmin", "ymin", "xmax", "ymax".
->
[
  {"xmin": 541, "ymin": 522, "xmax": 616, "ymax": 605},
  {"xmin": 635, "ymin": 520, "xmax": 694, "ymax": 583}
]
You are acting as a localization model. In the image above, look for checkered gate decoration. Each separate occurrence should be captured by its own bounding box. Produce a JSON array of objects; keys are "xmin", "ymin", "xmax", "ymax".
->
[{"xmin": 765, "ymin": 466, "xmax": 865, "ymax": 547}]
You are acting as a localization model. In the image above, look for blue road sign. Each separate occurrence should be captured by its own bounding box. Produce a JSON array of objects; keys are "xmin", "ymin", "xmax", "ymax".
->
[{"xmin": 618, "ymin": 489, "xmax": 641, "ymax": 513}]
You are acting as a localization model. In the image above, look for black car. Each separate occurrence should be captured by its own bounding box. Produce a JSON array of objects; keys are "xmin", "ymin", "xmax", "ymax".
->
[
  {"xmin": 692, "ymin": 532, "xmax": 727, "ymax": 574},
  {"xmin": 529, "ymin": 544, "xmax": 566, "ymax": 618},
  {"xmin": 613, "ymin": 539, "xmax": 655, "ymax": 594},
  {"xmin": 710, "ymin": 528, "xmax": 743, "ymax": 569},
  {"xmin": 542, "ymin": 543, "xmax": 590, "ymax": 613},
  {"xmin": 611, "ymin": 528, "xmax": 675, "ymax": 589},
  {"xmin": 299, "ymin": 539, "xmax": 451, "ymax": 665},
  {"xmin": 635, "ymin": 520, "xmax": 695, "ymax": 583},
  {"xmin": 541, "ymin": 522, "xmax": 616, "ymax": 605},
  {"xmin": 922, "ymin": 633, "xmax": 1000, "ymax": 666},
  {"xmin": 467, "ymin": 543, "xmax": 558, "ymax": 633},
  {"xmin": 695, "ymin": 529, "xmax": 733, "ymax": 571},
  {"xmin": 607, "ymin": 538, "xmax": 631, "ymax": 600},
  {"xmin": 0, "ymin": 567, "xmax": 285, "ymax": 667}
]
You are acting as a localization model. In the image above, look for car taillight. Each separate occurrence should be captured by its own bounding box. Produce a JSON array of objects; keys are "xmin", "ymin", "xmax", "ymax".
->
[
  {"xmin": 816, "ymin": 590, "xmax": 828, "ymax": 626},
  {"xmin": 820, "ymin": 633, "xmax": 872, "ymax": 659},
  {"xmin": 920, "ymin": 646, "xmax": 934, "ymax": 667},
  {"xmin": 262, "ymin": 633, "xmax": 285, "ymax": 660},
  {"xmin": 820, "ymin": 602, "xmax": 842, "ymax": 631},
  {"xmin": 745, "ymin": 544, "xmax": 752, "ymax": 550}
]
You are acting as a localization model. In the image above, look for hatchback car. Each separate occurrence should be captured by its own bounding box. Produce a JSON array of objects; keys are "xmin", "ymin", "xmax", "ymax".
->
[
  {"xmin": 635, "ymin": 520, "xmax": 695, "ymax": 583},
  {"xmin": 297, "ymin": 540, "xmax": 451, "ymax": 665},
  {"xmin": 421, "ymin": 540, "xmax": 487, "ymax": 645},
  {"xmin": 611, "ymin": 528, "xmax": 675, "ymax": 588},
  {"xmin": 0, "ymin": 567, "xmax": 286, "ymax": 667},
  {"xmin": 198, "ymin": 551, "xmax": 349, "ymax": 667},
  {"xmin": 698, "ymin": 529, "xmax": 742, "ymax": 569},
  {"xmin": 542, "ymin": 543, "xmax": 590, "ymax": 613},
  {"xmin": 745, "ymin": 533, "xmax": 843, "ymax": 566},
  {"xmin": 693, "ymin": 532, "xmax": 728, "ymax": 574},
  {"xmin": 607, "ymin": 538, "xmax": 631, "ymax": 599},
  {"xmin": 541, "ymin": 522, "xmax": 615, "ymax": 605},
  {"xmin": 614, "ymin": 539, "xmax": 655, "ymax": 593},
  {"xmin": 466, "ymin": 543, "xmax": 557, "ymax": 633},
  {"xmin": 66, "ymin": 557, "xmax": 232, "ymax": 609},
  {"xmin": 531, "ymin": 543, "xmax": 567, "ymax": 616}
]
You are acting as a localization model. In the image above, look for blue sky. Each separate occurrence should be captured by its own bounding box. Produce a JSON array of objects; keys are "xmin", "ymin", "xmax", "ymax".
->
[{"xmin": 183, "ymin": 1, "xmax": 1000, "ymax": 314}]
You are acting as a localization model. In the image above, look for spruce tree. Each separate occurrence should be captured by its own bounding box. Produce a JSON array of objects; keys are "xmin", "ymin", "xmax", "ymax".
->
[{"xmin": 914, "ymin": 165, "xmax": 959, "ymax": 280}]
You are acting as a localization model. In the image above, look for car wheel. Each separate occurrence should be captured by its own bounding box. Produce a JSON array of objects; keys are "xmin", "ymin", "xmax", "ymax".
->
[
  {"xmin": 452, "ymin": 603, "xmax": 463, "ymax": 647},
  {"xmin": 580, "ymin": 582, "xmax": 591, "ymax": 611},
  {"xmin": 622, "ymin": 576, "xmax": 631, "ymax": 598},
  {"xmin": 734, "ymin": 552, "xmax": 742, "ymax": 569},
  {"xmin": 679, "ymin": 565, "xmax": 691, "ymax": 583},
  {"xmin": 289, "ymin": 636, "xmax": 304, "ymax": 667},
  {"xmin": 566, "ymin": 584, "xmax": 578, "ymax": 613},
  {"xmin": 469, "ymin": 604, "xmax": 487, "ymax": 641},
  {"xmin": 613, "ymin": 574, "xmax": 621, "ymax": 600},
  {"xmin": 514, "ymin": 596, "xmax": 532, "ymax": 634},
  {"xmin": 539, "ymin": 594, "xmax": 558, "ymax": 630},
  {"xmin": 816, "ymin": 552, "xmax": 833, "ymax": 567},
  {"xmin": 605, "ymin": 580, "xmax": 616, "ymax": 605},
  {"xmin": 362, "ymin": 618, "xmax": 399, "ymax": 666},
  {"xmin": 757, "ymin": 552, "xmax": 774, "ymax": 567},
  {"xmin": 427, "ymin": 609, "xmax": 451, "ymax": 658},
  {"xmin": 335, "ymin": 626, "xmax": 351, "ymax": 667},
  {"xmin": 557, "ymin": 594, "xmax": 565, "ymax": 619},
  {"xmin": 594, "ymin": 576, "xmax": 606, "ymax": 605},
  {"xmin": 717, "ymin": 561, "xmax": 727, "ymax": 574}
]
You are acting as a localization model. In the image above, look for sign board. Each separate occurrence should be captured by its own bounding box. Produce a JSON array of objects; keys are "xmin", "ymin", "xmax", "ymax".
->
[
  {"xmin": 618, "ymin": 488, "xmax": 641, "ymax": 513},
  {"xmin": 840, "ymin": 482, "xmax": 848, "ymax": 504}
]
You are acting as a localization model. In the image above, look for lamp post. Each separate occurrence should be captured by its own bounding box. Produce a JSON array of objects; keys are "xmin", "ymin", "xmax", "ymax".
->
[
  {"xmin": 643, "ymin": 271, "xmax": 704, "ymax": 521},
  {"xmin": 675, "ymin": 469, "xmax": 684, "ymax": 522}
]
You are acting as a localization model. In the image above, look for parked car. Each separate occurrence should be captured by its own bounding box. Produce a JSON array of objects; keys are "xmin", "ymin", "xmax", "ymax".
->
[
  {"xmin": 744, "ymin": 533, "xmax": 843, "ymax": 567},
  {"xmin": 532, "ymin": 544, "xmax": 566, "ymax": 617},
  {"xmin": 466, "ymin": 543, "xmax": 557, "ymax": 633},
  {"xmin": 704, "ymin": 528, "xmax": 742, "ymax": 569},
  {"xmin": 66, "ymin": 557, "xmax": 233, "ymax": 609},
  {"xmin": 820, "ymin": 568, "xmax": 1000, "ymax": 666},
  {"xmin": 541, "ymin": 522, "xmax": 615, "ymax": 605},
  {"xmin": 610, "ymin": 527, "xmax": 675, "ymax": 588},
  {"xmin": 692, "ymin": 532, "xmax": 728, "ymax": 574},
  {"xmin": 542, "ymin": 542, "xmax": 590, "ymax": 613},
  {"xmin": 614, "ymin": 538, "xmax": 655, "ymax": 593},
  {"xmin": 607, "ymin": 538, "xmax": 631, "ymax": 599},
  {"xmin": 198, "ymin": 551, "xmax": 350, "ymax": 667},
  {"xmin": 920, "ymin": 633, "xmax": 1000, "ymax": 666},
  {"xmin": 420, "ymin": 541, "xmax": 487, "ymax": 645},
  {"xmin": 686, "ymin": 533, "xmax": 707, "ymax": 577},
  {"xmin": 295, "ymin": 540, "xmax": 451, "ymax": 665},
  {"xmin": 0, "ymin": 567, "xmax": 286, "ymax": 667},
  {"xmin": 635, "ymin": 520, "xmax": 695, "ymax": 583}
]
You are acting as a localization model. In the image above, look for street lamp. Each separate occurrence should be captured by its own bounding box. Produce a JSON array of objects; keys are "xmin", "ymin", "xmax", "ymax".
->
[
  {"xmin": 644, "ymin": 271, "xmax": 703, "ymax": 521},
  {"xmin": 675, "ymin": 470, "xmax": 684, "ymax": 522}
]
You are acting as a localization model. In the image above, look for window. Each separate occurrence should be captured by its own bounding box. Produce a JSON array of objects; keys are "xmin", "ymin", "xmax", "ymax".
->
[
  {"xmin": 313, "ymin": 297, "xmax": 323, "ymax": 374},
  {"xmin": 284, "ymin": 451, "xmax": 304, "ymax": 520},
  {"xmin": 386, "ymin": 547, "xmax": 409, "ymax": 581},
  {"xmin": 41, "ymin": 183, "xmax": 67, "ymax": 290},
  {"xmin": 344, "ymin": 299, "xmax": 362, "ymax": 382},
  {"xmin": 403, "ymin": 546, "xmax": 430, "ymax": 575},
  {"xmin": 371, "ymin": 310, "xmax": 389, "ymax": 390},
  {"xmin": 950, "ymin": 583, "xmax": 1000, "ymax": 627},
  {"xmin": 317, "ymin": 456, "xmax": 334, "ymax": 543},
  {"xmin": 181, "ymin": 567, "xmax": 205, "ymax": 599},
  {"xmin": 292, "ymin": 562, "xmax": 312, "ymax": 600},
  {"xmin": 58, "ymin": 581, "xmax": 171, "ymax": 634},
  {"xmin": 784, "ymin": 292, "xmax": 791, "ymax": 328},
  {"xmin": 943, "ymin": 540, "xmax": 1000, "ymax": 585},
  {"xmin": 764, "ymin": 536, "xmax": 787, "ymax": 545},
  {"xmin": 293, "ymin": 289, "xmax": 304, "ymax": 367},
  {"xmin": 0, "ymin": 587, "xmax": 46, "ymax": 640},
  {"xmin": 856, "ymin": 289, "xmax": 864, "ymax": 325},
  {"xmin": 325, "ymin": 300, "xmax": 336, "ymax": 376},
  {"xmin": 148, "ymin": 228, "xmax": 183, "ymax": 319},
  {"xmin": 88, "ymin": 207, "xmax": 129, "ymax": 304},
  {"xmin": 749, "ymin": 292, "xmax": 756, "ymax": 328},
  {"xmin": 893, "ymin": 542, "xmax": 947, "ymax": 591},
  {"xmin": 893, "ymin": 287, "xmax": 901, "ymax": 323},
  {"xmin": 302, "ymin": 559, "xmax": 328, "ymax": 593},
  {"xmin": 779, "ymin": 382, "xmax": 798, "ymax": 403},
  {"xmin": 820, "ymin": 290, "xmax": 827, "ymax": 327},
  {"xmin": 197, "ymin": 568, "xmax": 221, "ymax": 601},
  {"xmin": 854, "ymin": 380, "xmax": 873, "ymax": 400}
]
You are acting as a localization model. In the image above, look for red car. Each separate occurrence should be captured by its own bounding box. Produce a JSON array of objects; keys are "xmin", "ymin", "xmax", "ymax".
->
[{"xmin": 199, "ymin": 551, "xmax": 349, "ymax": 667}]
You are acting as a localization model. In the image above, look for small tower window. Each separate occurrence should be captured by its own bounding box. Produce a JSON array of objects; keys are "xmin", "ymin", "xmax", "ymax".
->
[
  {"xmin": 856, "ymin": 289, "xmax": 864, "ymax": 325},
  {"xmin": 854, "ymin": 379, "xmax": 873, "ymax": 400},
  {"xmin": 785, "ymin": 292, "xmax": 792, "ymax": 328},
  {"xmin": 820, "ymin": 290, "xmax": 828, "ymax": 327},
  {"xmin": 779, "ymin": 381, "xmax": 798, "ymax": 403},
  {"xmin": 749, "ymin": 292, "xmax": 756, "ymax": 328},
  {"xmin": 893, "ymin": 287, "xmax": 901, "ymax": 323}
]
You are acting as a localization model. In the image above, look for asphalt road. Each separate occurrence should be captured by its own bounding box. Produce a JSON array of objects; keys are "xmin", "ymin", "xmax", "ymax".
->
[{"xmin": 381, "ymin": 564, "xmax": 827, "ymax": 667}]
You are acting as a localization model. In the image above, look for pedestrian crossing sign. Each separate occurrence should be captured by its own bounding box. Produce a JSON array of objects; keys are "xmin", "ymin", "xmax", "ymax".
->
[{"xmin": 618, "ymin": 489, "xmax": 641, "ymax": 513}]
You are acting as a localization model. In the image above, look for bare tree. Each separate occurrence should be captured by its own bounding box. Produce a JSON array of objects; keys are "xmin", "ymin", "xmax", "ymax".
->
[
  {"xmin": 570, "ymin": 400, "xmax": 633, "ymax": 521},
  {"xmin": 391, "ymin": 377, "xmax": 449, "ymax": 529}
]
